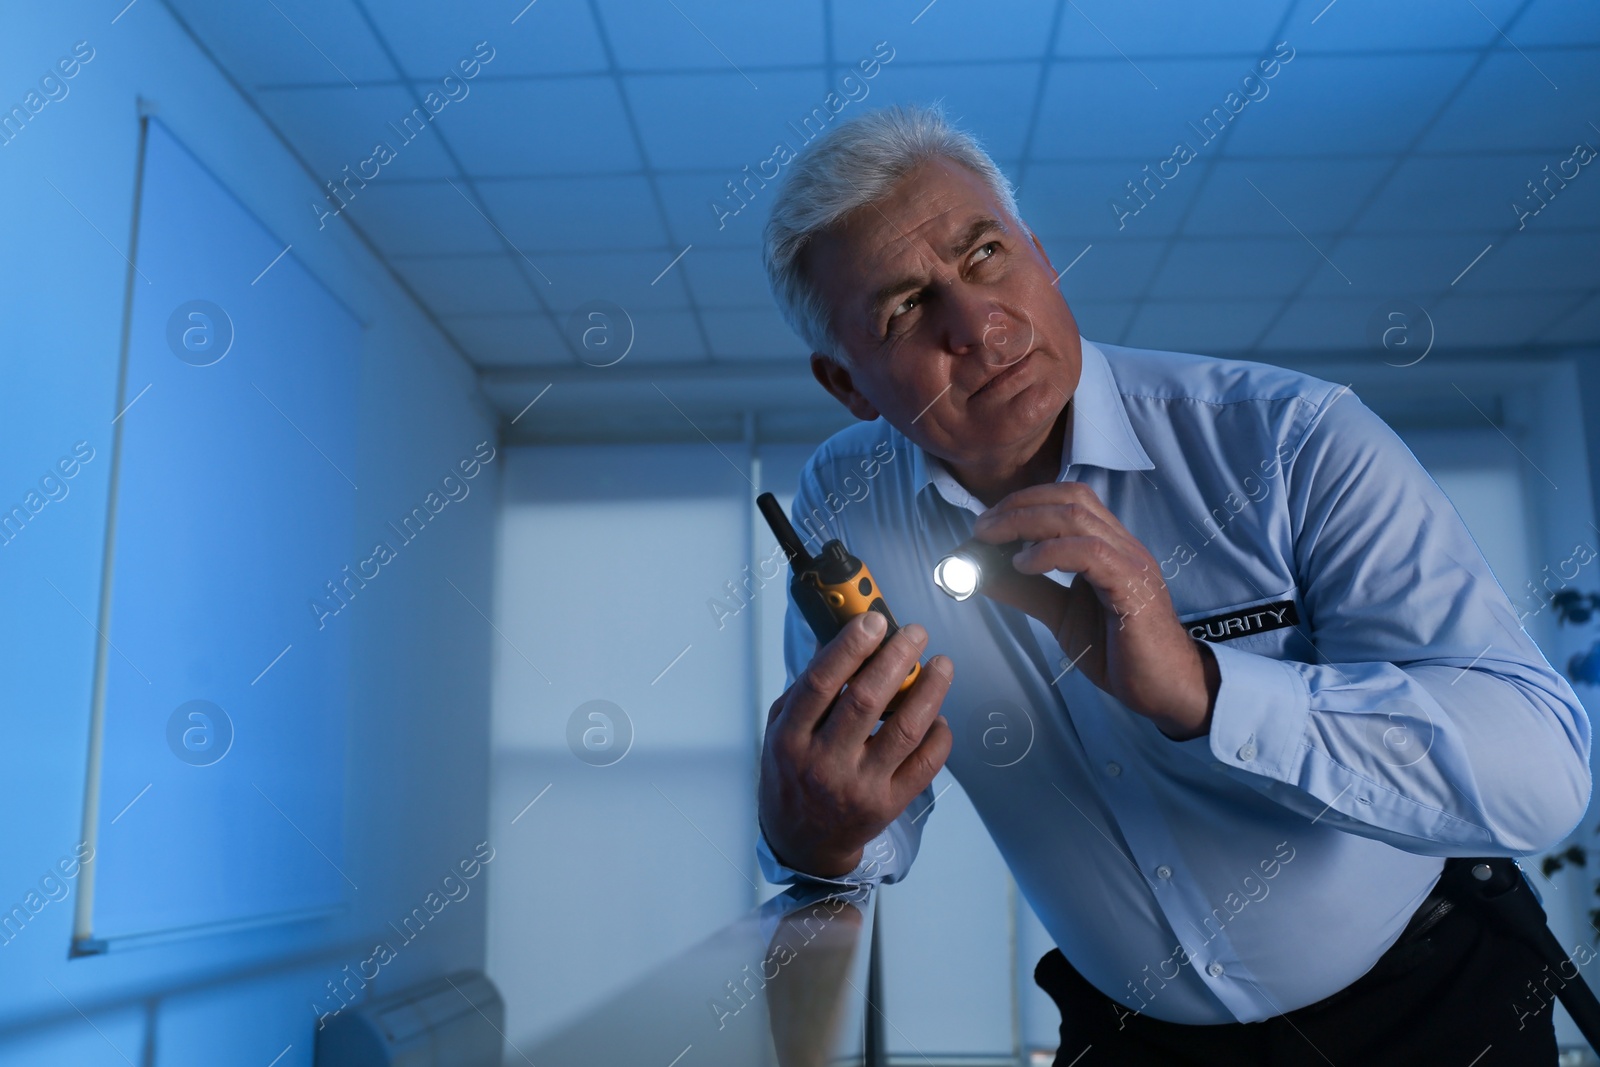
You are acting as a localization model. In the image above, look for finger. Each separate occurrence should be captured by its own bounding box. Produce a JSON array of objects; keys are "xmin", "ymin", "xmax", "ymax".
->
[
  {"xmin": 977, "ymin": 481, "xmax": 1109, "ymax": 526},
  {"xmin": 976, "ymin": 485, "xmax": 1147, "ymax": 561},
  {"xmin": 1011, "ymin": 534, "xmax": 1114, "ymax": 577},
  {"xmin": 774, "ymin": 611, "xmax": 892, "ymax": 738},
  {"xmin": 862, "ymin": 654, "xmax": 954, "ymax": 773},
  {"xmin": 1015, "ymin": 537, "xmax": 1167, "ymax": 620},
  {"xmin": 816, "ymin": 621, "xmax": 930, "ymax": 749},
  {"xmin": 973, "ymin": 502, "xmax": 1131, "ymax": 552},
  {"xmin": 889, "ymin": 714, "xmax": 953, "ymax": 810}
]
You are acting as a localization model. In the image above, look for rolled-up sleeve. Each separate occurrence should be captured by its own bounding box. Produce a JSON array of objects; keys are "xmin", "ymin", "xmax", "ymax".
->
[{"xmin": 1195, "ymin": 390, "xmax": 1591, "ymax": 857}]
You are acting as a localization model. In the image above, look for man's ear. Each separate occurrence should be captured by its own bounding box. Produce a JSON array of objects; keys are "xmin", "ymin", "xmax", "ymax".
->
[{"xmin": 810, "ymin": 353, "xmax": 880, "ymax": 422}]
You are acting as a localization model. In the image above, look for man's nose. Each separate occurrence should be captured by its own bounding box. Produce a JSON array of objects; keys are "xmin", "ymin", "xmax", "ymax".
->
[{"xmin": 941, "ymin": 289, "xmax": 1022, "ymax": 366}]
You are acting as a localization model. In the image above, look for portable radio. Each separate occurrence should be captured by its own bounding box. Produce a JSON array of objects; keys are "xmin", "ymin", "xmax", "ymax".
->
[{"xmin": 756, "ymin": 492, "xmax": 921, "ymax": 703}]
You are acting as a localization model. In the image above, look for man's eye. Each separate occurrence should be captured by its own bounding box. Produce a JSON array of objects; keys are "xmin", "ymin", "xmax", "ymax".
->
[
  {"xmin": 971, "ymin": 240, "xmax": 1001, "ymax": 264},
  {"xmin": 888, "ymin": 294, "xmax": 919, "ymax": 325}
]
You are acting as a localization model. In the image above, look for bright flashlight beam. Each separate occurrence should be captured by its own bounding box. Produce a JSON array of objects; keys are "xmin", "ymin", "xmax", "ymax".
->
[{"xmin": 934, "ymin": 555, "xmax": 980, "ymax": 601}]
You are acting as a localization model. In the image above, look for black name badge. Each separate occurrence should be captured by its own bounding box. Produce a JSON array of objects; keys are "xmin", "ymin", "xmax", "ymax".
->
[{"xmin": 1186, "ymin": 600, "xmax": 1299, "ymax": 642}]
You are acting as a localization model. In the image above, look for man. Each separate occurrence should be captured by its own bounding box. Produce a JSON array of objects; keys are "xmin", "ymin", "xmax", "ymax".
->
[{"xmin": 753, "ymin": 103, "xmax": 1593, "ymax": 1065}]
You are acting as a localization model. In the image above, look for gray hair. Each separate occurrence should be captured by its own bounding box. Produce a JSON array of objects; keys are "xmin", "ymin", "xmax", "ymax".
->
[{"xmin": 761, "ymin": 102, "xmax": 1025, "ymax": 365}]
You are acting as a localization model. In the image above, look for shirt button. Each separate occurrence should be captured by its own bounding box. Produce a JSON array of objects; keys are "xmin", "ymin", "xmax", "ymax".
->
[
  {"xmin": 1155, "ymin": 864, "xmax": 1172, "ymax": 880},
  {"xmin": 1059, "ymin": 657, "xmax": 1071, "ymax": 670},
  {"xmin": 1207, "ymin": 962, "xmax": 1225, "ymax": 978},
  {"xmin": 1105, "ymin": 762, "xmax": 1122, "ymax": 777},
  {"xmin": 1237, "ymin": 742, "xmax": 1258, "ymax": 762}
]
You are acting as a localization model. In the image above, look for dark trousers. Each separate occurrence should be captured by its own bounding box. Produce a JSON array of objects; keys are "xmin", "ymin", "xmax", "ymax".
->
[{"xmin": 1035, "ymin": 897, "xmax": 1561, "ymax": 1066}]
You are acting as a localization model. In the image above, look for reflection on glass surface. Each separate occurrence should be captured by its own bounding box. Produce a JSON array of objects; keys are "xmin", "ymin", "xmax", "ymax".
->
[
  {"xmin": 764, "ymin": 890, "xmax": 869, "ymax": 1067},
  {"xmin": 526, "ymin": 885, "xmax": 875, "ymax": 1067}
]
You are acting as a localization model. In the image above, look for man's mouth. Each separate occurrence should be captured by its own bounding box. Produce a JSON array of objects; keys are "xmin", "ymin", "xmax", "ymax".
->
[{"xmin": 972, "ymin": 350, "xmax": 1034, "ymax": 398}]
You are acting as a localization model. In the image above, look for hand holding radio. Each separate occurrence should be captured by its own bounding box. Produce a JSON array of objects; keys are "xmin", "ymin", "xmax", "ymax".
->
[
  {"xmin": 759, "ymin": 610, "xmax": 954, "ymax": 880},
  {"xmin": 755, "ymin": 492, "xmax": 951, "ymax": 879}
]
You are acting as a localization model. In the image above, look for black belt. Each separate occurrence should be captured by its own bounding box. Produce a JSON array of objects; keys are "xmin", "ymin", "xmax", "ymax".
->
[{"xmin": 1398, "ymin": 883, "xmax": 1457, "ymax": 945}]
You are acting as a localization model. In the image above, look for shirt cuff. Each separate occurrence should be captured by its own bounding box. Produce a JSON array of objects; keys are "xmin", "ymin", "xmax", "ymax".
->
[
  {"xmin": 1178, "ymin": 640, "xmax": 1310, "ymax": 779},
  {"xmin": 756, "ymin": 825, "xmax": 888, "ymax": 889}
]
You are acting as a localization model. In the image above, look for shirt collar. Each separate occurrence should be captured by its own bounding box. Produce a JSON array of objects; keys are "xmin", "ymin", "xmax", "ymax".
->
[{"xmin": 905, "ymin": 336, "xmax": 1154, "ymax": 512}]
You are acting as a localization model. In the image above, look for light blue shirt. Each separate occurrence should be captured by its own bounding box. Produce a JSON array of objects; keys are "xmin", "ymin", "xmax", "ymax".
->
[{"xmin": 757, "ymin": 337, "xmax": 1592, "ymax": 1025}]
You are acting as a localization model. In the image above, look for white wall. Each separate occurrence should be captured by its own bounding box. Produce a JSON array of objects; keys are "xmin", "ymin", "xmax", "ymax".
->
[{"xmin": 0, "ymin": 1, "xmax": 498, "ymax": 1061}]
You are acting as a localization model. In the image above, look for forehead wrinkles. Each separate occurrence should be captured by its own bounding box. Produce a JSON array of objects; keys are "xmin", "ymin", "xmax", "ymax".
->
[
  {"xmin": 867, "ymin": 190, "xmax": 961, "ymax": 274},
  {"xmin": 848, "ymin": 198, "xmax": 964, "ymax": 329}
]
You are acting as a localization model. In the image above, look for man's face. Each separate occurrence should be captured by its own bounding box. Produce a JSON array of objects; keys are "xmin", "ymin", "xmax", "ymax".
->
[{"xmin": 803, "ymin": 157, "xmax": 1083, "ymax": 476}]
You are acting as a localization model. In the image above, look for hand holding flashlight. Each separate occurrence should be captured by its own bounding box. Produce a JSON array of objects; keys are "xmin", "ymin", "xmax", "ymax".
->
[{"xmin": 955, "ymin": 481, "xmax": 1219, "ymax": 739}]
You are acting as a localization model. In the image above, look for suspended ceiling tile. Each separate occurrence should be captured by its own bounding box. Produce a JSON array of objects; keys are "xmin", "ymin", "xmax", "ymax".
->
[
  {"xmin": 538, "ymin": 249, "xmax": 695, "ymax": 316},
  {"xmin": 254, "ymin": 85, "xmax": 458, "ymax": 183},
  {"xmin": 1353, "ymin": 151, "xmax": 1578, "ymax": 234},
  {"xmin": 443, "ymin": 313, "xmax": 572, "ymax": 366},
  {"xmin": 679, "ymin": 246, "xmax": 772, "ymax": 308},
  {"xmin": 1256, "ymin": 295, "xmax": 1378, "ymax": 350},
  {"xmin": 1293, "ymin": 0, "xmax": 1521, "ymax": 50},
  {"xmin": 1223, "ymin": 51, "xmax": 1479, "ymax": 157},
  {"xmin": 703, "ymin": 306, "xmax": 809, "ymax": 360},
  {"xmin": 1123, "ymin": 298, "xmax": 1284, "ymax": 352},
  {"xmin": 474, "ymin": 176, "xmax": 668, "ymax": 251},
  {"xmin": 834, "ymin": 2, "xmax": 1054, "ymax": 63},
  {"xmin": 367, "ymin": 0, "xmax": 609, "ymax": 78},
  {"xmin": 1046, "ymin": 237, "xmax": 1162, "ymax": 301},
  {"xmin": 624, "ymin": 71, "xmax": 831, "ymax": 172},
  {"xmin": 1297, "ymin": 234, "xmax": 1476, "ymax": 297},
  {"xmin": 1035, "ymin": 58, "xmax": 1246, "ymax": 157},
  {"xmin": 389, "ymin": 254, "xmax": 543, "ymax": 315},
  {"xmin": 1513, "ymin": 0, "xmax": 1600, "ymax": 45},
  {"xmin": 1053, "ymin": 0, "xmax": 1295, "ymax": 58},
  {"xmin": 1535, "ymin": 292, "xmax": 1600, "ymax": 343},
  {"xmin": 1185, "ymin": 157, "xmax": 1393, "ymax": 237},
  {"xmin": 653, "ymin": 172, "xmax": 773, "ymax": 247},
  {"xmin": 1070, "ymin": 300, "xmax": 1138, "ymax": 343},
  {"xmin": 1419, "ymin": 47, "xmax": 1600, "ymax": 153},
  {"xmin": 337, "ymin": 181, "xmax": 506, "ymax": 255},
  {"xmin": 437, "ymin": 77, "xmax": 642, "ymax": 176},
  {"xmin": 1152, "ymin": 238, "xmax": 1329, "ymax": 300},
  {"xmin": 618, "ymin": 308, "xmax": 709, "ymax": 362},
  {"xmin": 594, "ymin": 0, "xmax": 826, "ymax": 70},
  {"xmin": 1021, "ymin": 161, "xmax": 1204, "ymax": 242},
  {"xmin": 1427, "ymin": 292, "xmax": 1587, "ymax": 346},
  {"xmin": 1454, "ymin": 231, "xmax": 1600, "ymax": 295},
  {"xmin": 165, "ymin": 0, "xmax": 395, "ymax": 88}
]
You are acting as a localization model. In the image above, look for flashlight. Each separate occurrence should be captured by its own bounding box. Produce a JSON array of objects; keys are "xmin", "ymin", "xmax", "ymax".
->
[
  {"xmin": 933, "ymin": 538, "xmax": 1027, "ymax": 601},
  {"xmin": 756, "ymin": 492, "xmax": 921, "ymax": 702}
]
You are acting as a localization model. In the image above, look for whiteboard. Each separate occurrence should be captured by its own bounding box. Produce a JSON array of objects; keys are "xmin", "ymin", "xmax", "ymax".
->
[{"xmin": 80, "ymin": 118, "xmax": 360, "ymax": 949}]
